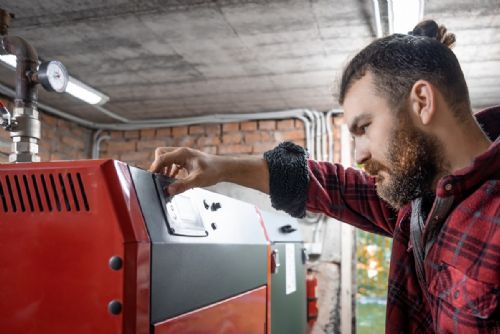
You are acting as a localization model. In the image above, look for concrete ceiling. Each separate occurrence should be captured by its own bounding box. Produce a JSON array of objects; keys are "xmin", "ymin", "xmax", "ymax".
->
[{"xmin": 0, "ymin": 0, "xmax": 499, "ymax": 124}]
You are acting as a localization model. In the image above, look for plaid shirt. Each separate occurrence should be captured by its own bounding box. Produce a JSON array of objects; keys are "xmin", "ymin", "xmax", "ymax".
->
[{"xmin": 305, "ymin": 108, "xmax": 500, "ymax": 333}]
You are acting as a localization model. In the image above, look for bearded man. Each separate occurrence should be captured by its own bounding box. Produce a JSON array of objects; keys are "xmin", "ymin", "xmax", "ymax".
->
[{"xmin": 149, "ymin": 20, "xmax": 499, "ymax": 333}]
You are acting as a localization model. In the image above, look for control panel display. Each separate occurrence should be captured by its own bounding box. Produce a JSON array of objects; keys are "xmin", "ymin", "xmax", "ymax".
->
[{"xmin": 154, "ymin": 174, "xmax": 207, "ymax": 237}]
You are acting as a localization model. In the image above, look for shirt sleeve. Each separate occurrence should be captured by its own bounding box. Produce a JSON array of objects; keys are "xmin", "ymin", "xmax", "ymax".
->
[{"xmin": 307, "ymin": 159, "xmax": 397, "ymax": 237}]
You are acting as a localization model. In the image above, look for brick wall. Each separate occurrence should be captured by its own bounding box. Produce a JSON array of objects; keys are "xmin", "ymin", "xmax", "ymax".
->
[
  {"xmin": 99, "ymin": 118, "xmax": 313, "ymax": 170},
  {"xmin": 0, "ymin": 97, "xmax": 93, "ymax": 163},
  {"xmin": 0, "ymin": 94, "xmax": 345, "ymax": 171}
]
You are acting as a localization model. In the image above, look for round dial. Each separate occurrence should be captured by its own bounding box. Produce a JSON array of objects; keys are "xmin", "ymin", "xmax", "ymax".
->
[{"xmin": 38, "ymin": 61, "xmax": 69, "ymax": 93}]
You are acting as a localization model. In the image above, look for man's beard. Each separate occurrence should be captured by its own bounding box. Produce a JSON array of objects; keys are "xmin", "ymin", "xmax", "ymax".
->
[{"xmin": 363, "ymin": 116, "xmax": 444, "ymax": 209}]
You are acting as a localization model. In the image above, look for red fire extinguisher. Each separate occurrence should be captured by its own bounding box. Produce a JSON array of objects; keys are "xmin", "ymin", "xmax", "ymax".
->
[{"xmin": 306, "ymin": 269, "xmax": 318, "ymax": 328}]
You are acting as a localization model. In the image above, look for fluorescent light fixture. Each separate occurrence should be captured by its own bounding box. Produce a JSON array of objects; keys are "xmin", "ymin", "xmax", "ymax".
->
[
  {"xmin": 65, "ymin": 77, "xmax": 109, "ymax": 105},
  {"xmin": 0, "ymin": 55, "xmax": 109, "ymax": 105},
  {"xmin": 388, "ymin": 0, "xmax": 425, "ymax": 34},
  {"xmin": 0, "ymin": 54, "xmax": 16, "ymax": 68}
]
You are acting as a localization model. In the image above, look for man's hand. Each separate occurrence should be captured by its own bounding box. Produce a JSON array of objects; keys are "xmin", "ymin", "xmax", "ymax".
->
[
  {"xmin": 149, "ymin": 147, "xmax": 270, "ymax": 196},
  {"xmin": 149, "ymin": 147, "xmax": 224, "ymax": 196}
]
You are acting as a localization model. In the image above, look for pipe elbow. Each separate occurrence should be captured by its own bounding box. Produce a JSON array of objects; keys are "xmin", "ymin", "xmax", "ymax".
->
[{"xmin": 2, "ymin": 36, "xmax": 38, "ymax": 63}]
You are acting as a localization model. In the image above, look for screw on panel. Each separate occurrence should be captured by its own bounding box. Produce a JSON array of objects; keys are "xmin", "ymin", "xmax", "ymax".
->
[
  {"xmin": 109, "ymin": 256, "xmax": 123, "ymax": 270},
  {"xmin": 108, "ymin": 300, "xmax": 122, "ymax": 315}
]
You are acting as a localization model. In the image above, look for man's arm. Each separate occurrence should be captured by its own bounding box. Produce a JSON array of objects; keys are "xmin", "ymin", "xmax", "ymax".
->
[
  {"xmin": 150, "ymin": 143, "xmax": 397, "ymax": 237},
  {"xmin": 149, "ymin": 147, "xmax": 269, "ymax": 195},
  {"xmin": 307, "ymin": 160, "xmax": 397, "ymax": 237}
]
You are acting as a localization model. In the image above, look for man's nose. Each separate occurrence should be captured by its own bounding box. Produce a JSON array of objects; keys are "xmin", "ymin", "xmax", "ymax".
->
[{"xmin": 355, "ymin": 139, "xmax": 371, "ymax": 165}]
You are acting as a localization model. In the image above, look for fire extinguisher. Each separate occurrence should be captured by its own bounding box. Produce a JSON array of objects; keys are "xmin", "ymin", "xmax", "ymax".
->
[{"xmin": 306, "ymin": 268, "xmax": 318, "ymax": 327}]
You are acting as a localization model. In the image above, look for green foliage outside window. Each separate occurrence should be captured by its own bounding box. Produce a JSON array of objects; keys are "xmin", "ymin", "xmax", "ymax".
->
[{"xmin": 356, "ymin": 230, "xmax": 392, "ymax": 297}]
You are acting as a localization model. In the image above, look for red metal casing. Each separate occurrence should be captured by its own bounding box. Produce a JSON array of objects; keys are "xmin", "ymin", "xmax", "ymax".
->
[
  {"xmin": 0, "ymin": 160, "xmax": 150, "ymax": 334},
  {"xmin": 154, "ymin": 286, "xmax": 267, "ymax": 334}
]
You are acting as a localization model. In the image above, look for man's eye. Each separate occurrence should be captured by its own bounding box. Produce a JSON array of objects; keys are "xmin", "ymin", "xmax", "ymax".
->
[{"xmin": 360, "ymin": 123, "xmax": 370, "ymax": 132}]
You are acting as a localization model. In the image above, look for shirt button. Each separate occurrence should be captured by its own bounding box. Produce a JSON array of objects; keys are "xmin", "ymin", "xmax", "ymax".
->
[
  {"xmin": 454, "ymin": 290, "xmax": 460, "ymax": 299},
  {"xmin": 445, "ymin": 183, "xmax": 453, "ymax": 191}
]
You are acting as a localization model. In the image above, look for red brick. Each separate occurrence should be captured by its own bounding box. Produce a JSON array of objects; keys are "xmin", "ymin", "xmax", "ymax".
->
[
  {"xmin": 197, "ymin": 136, "xmax": 221, "ymax": 146},
  {"xmin": 222, "ymin": 132, "xmax": 243, "ymax": 144},
  {"xmin": 260, "ymin": 132, "xmax": 274, "ymax": 142},
  {"xmin": 110, "ymin": 131, "xmax": 123, "ymax": 139},
  {"xmin": 189, "ymin": 125, "xmax": 205, "ymax": 135},
  {"xmin": 294, "ymin": 119, "xmax": 305, "ymax": 129},
  {"xmin": 107, "ymin": 140, "xmax": 136, "ymax": 152},
  {"xmin": 175, "ymin": 136, "xmax": 195, "ymax": 147},
  {"xmin": 42, "ymin": 114, "xmax": 58, "ymax": 126},
  {"xmin": 223, "ymin": 123, "xmax": 239, "ymax": 132},
  {"xmin": 140, "ymin": 128, "xmax": 156, "ymax": 139},
  {"xmin": 277, "ymin": 119, "xmax": 295, "ymax": 130},
  {"xmin": 133, "ymin": 161, "xmax": 150, "ymax": 170},
  {"xmin": 71, "ymin": 126, "xmax": 85, "ymax": 137},
  {"xmin": 259, "ymin": 120, "xmax": 276, "ymax": 130},
  {"xmin": 204, "ymin": 124, "xmax": 220, "ymax": 136},
  {"xmin": 218, "ymin": 144, "xmax": 252, "ymax": 155},
  {"xmin": 274, "ymin": 129, "xmax": 305, "ymax": 142},
  {"xmin": 137, "ymin": 139, "xmax": 174, "ymax": 150},
  {"xmin": 0, "ymin": 128, "xmax": 10, "ymax": 140},
  {"xmin": 244, "ymin": 132, "xmax": 262, "ymax": 143},
  {"xmin": 50, "ymin": 152, "xmax": 71, "ymax": 161},
  {"xmin": 156, "ymin": 128, "xmax": 171, "ymax": 137},
  {"xmin": 39, "ymin": 151, "xmax": 50, "ymax": 162},
  {"xmin": 61, "ymin": 135, "xmax": 85, "ymax": 150},
  {"xmin": 253, "ymin": 142, "xmax": 276, "ymax": 154},
  {"xmin": 241, "ymin": 121, "xmax": 257, "ymax": 131},
  {"xmin": 99, "ymin": 152, "xmax": 117, "ymax": 159},
  {"xmin": 201, "ymin": 146, "xmax": 217, "ymax": 154},
  {"xmin": 119, "ymin": 150, "xmax": 151, "ymax": 162},
  {"xmin": 124, "ymin": 130, "xmax": 140, "ymax": 139},
  {"xmin": 172, "ymin": 126, "xmax": 188, "ymax": 137}
]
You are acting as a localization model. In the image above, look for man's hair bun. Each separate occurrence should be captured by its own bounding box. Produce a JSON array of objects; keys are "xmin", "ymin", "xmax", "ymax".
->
[{"xmin": 410, "ymin": 19, "xmax": 456, "ymax": 48}]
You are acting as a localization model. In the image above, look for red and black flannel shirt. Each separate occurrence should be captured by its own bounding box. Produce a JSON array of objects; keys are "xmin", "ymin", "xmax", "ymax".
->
[{"xmin": 306, "ymin": 107, "xmax": 500, "ymax": 333}]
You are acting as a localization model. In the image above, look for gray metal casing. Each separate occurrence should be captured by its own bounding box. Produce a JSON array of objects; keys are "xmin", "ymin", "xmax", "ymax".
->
[
  {"xmin": 129, "ymin": 167, "xmax": 269, "ymax": 324},
  {"xmin": 260, "ymin": 211, "xmax": 307, "ymax": 334}
]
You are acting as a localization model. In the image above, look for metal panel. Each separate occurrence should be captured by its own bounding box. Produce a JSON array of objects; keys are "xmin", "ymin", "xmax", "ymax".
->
[
  {"xmin": 129, "ymin": 167, "xmax": 269, "ymax": 324},
  {"xmin": 0, "ymin": 160, "xmax": 150, "ymax": 334},
  {"xmin": 154, "ymin": 286, "xmax": 267, "ymax": 334},
  {"xmin": 270, "ymin": 242, "xmax": 307, "ymax": 334}
]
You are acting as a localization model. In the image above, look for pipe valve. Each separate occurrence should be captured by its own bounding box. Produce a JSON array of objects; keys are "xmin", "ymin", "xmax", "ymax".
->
[{"xmin": 0, "ymin": 101, "xmax": 12, "ymax": 130}]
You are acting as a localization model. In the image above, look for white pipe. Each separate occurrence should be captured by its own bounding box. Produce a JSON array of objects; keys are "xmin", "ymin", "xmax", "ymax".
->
[
  {"xmin": 0, "ymin": 82, "xmax": 319, "ymax": 161},
  {"xmin": 372, "ymin": 0, "xmax": 384, "ymax": 38},
  {"xmin": 326, "ymin": 109, "xmax": 343, "ymax": 162},
  {"xmin": 91, "ymin": 129, "xmax": 111, "ymax": 159},
  {"xmin": 319, "ymin": 111, "xmax": 327, "ymax": 161},
  {"xmin": 301, "ymin": 109, "xmax": 315, "ymax": 156}
]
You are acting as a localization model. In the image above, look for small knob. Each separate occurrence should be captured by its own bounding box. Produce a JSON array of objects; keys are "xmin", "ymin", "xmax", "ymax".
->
[
  {"xmin": 109, "ymin": 256, "xmax": 123, "ymax": 271},
  {"xmin": 108, "ymin": 300, "xmax": 122, "ymax": 315}
]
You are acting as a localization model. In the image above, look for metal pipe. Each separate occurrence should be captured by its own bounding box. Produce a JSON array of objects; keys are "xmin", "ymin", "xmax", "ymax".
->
[
  {"xmin": 326, "ymin": 109, "xmax": 343, "ymax": 162},
  {"xmin": 0, "ymin": 36, "xmax": 41, "ymax": 162},
  {"xmin": 91, "ymin": 129, "xmax": 110, "ymax": 159},
  {"xmin": 0, "ymin": 81, "xmax": 317, "ymax": 159},
  {"xmin": 372, "ymin": 0, "xmax": 384, "ymax": 38},
  {"xmin": 1, "ymin": 36, "xmax": 38, "ymax": 108}
]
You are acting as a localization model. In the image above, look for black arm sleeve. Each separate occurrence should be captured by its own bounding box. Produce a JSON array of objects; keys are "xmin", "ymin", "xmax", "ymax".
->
[{"xmin": 263, "ymin": 141, "xmax": 309, "ymax": 218}]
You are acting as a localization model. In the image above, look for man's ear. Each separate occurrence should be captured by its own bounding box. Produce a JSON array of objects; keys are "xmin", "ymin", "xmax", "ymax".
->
[{"xmin": 409, "ymin": 80, "xmax": 436, "ymax": 126}]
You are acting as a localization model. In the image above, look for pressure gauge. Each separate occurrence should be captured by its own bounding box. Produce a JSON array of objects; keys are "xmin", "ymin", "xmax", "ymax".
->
[{"xmin": 37, "ymin": 61, "xmax": 69, "ymax": 93}]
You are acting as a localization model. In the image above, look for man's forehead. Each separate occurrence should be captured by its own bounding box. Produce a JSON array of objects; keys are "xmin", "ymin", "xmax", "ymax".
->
[{"xmin": 342, "ymin": 74, "xmax": 374, "ymax": 122}]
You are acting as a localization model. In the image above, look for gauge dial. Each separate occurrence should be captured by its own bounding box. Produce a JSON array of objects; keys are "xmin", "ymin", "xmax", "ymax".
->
[{"xmin": 38, "ymin": 61, "xmax": 69, "ymax": 93}]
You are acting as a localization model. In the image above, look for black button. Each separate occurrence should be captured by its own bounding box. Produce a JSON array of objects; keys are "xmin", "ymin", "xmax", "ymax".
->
[
  {"xmin": 211, "ymin": 202, "xmax": 221, "ymax": 211},
  {"xmin": 211, "ymin": 222, "xmax": 217, "ymax": 230},
  {"xmin": 108, "ymin": 300, "xmax": 122, "ymax": 315},
  {"xmin": 108, "ymin": 256, "xmax": 123, "ymax": 270}
]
